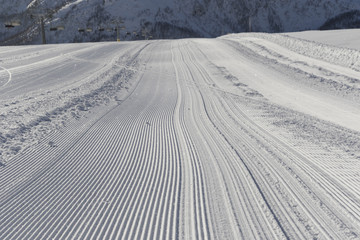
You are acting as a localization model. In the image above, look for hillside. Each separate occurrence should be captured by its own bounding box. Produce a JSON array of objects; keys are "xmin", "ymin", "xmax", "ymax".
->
[{"xmin": 1, "ymin": 0, "xmax": 360, "ymax": 44}]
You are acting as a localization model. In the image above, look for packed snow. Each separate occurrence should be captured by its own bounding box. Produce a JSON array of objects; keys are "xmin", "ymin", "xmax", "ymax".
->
[
  {"xmin": 0, "ymin": 30, "xmax": 360, "ymax": 239},
  {"xmin": 286, "ymin": 29, "xmax": 360, "ymax": 50}
]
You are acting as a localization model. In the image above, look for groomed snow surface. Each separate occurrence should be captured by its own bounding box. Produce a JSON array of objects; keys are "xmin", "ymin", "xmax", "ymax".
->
[{"xmin": 0, "ymin": 30, "xmax": 360, "ymax": 239}]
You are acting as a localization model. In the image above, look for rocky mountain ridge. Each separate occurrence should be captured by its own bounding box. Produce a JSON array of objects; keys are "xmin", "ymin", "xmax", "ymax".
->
[{"xmin": 0, "ymin": 0, "xmax": 359, "ymax": 44}]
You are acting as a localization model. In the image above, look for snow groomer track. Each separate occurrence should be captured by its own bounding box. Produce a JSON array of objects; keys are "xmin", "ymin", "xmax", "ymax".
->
[{"xmin": 1, "ymin": 32, "xmax": 360, "ymax": 239}]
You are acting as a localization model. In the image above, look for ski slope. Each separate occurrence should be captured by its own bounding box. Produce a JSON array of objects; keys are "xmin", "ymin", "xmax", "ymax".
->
[
  {"xmin": 0, "ymin": 31, "xmax": 360, "ymax": 239},
  {"xmin": 286, "ymin": 29, "xmax": 360, "ymax": 51}
]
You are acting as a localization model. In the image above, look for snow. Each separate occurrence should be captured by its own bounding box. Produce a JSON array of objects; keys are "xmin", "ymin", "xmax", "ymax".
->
[
  {"xmin": 1, "ymin": 30, "xmax": 360, "ymax": 239},
  {"xmin": 219, "ymin": 33, "xmax": 360, "ymax": 132},
  {"xmin": 55, "ymin": 0, "xmax": 85, "ymax": 12},
  {"xmin": 286, "ymin": 29, "xmax": 360, "ymax": 50}
]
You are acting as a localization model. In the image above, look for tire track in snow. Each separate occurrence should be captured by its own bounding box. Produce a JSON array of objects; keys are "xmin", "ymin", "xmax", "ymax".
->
[
  {"xmin": 172, "ymin": 40, "xmax": 291, "ymax": 239},
  {"xmin": 173, "ymin": 40, "xmax": 286, "ymax": 239},
  {"xmin": 188, "ymin": 39, "xmax": 360, "ymax": 239},
  {"xmin": 221, "ymin": 94, "xmax": 360, "ymax": 239},
  {"xmin": 172, "ymin": 42, "xmax": 222, "ymax": 239},
  {"xmin": 209, "ymin": 38, "xmax": 360, "ymax": 236}
]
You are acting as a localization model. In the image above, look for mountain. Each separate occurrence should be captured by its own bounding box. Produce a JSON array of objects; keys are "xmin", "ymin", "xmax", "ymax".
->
[
  {"xmin": 1, "ymin": 0, "xmax": 360, "ymax": 44},
  {"xmin": 320, "ymin": 10, "xmax": 360, "ymax": 30}
]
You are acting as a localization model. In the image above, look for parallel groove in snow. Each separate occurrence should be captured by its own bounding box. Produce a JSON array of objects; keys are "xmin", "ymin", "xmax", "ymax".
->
[
  {"xmin": 1, "ymin": 35, "xmax": 359, "ymax": 239},
  {"xmin": 0, "ymin": 41, "xmax": 182, "ymax": 239},
  {"xmin": 174, "ymin": 41, "xmax": 284, "ymax": 239},
  {"xmin": 175, "ymin": 39, "xmax": 359, "ymax": 239},
  {"xmin": 209, "ymin": 38, "xmax": 360, "ymax": 234}
]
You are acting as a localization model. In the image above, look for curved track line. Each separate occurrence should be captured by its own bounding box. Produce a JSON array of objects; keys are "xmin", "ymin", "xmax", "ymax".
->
[
  {"xmin": 188, "ymin": 39, "xmax": 360, "ymax": 238},
  {"xmin": 0, "ymin": 65, "xmax": 12, "ymax": 87}
]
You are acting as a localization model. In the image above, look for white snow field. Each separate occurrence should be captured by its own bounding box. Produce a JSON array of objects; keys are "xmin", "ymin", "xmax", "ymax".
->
[
  {"xmin": 0, "ymin": 31, "xmax": 360, "ymax": 239},
  {"xmin": 286, "ymin": 29, "xmax": 360, "ymax": 51}
]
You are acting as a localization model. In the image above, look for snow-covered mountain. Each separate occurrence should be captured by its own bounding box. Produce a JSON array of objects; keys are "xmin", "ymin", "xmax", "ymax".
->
[{"xmin": 1, "ymin": 0, "xmax": 360, "ymax": 44}]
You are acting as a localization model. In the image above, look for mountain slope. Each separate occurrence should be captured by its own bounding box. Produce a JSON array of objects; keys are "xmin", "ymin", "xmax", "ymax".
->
[{"xmin": 1, "ymin": 0, "xmax": 360, "ymax": 44}]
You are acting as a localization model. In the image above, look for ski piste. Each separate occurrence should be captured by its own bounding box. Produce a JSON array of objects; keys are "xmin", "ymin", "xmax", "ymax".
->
[{"xmin": 1, "ymin": 31, "xmax": 360, "ymax": 239}]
